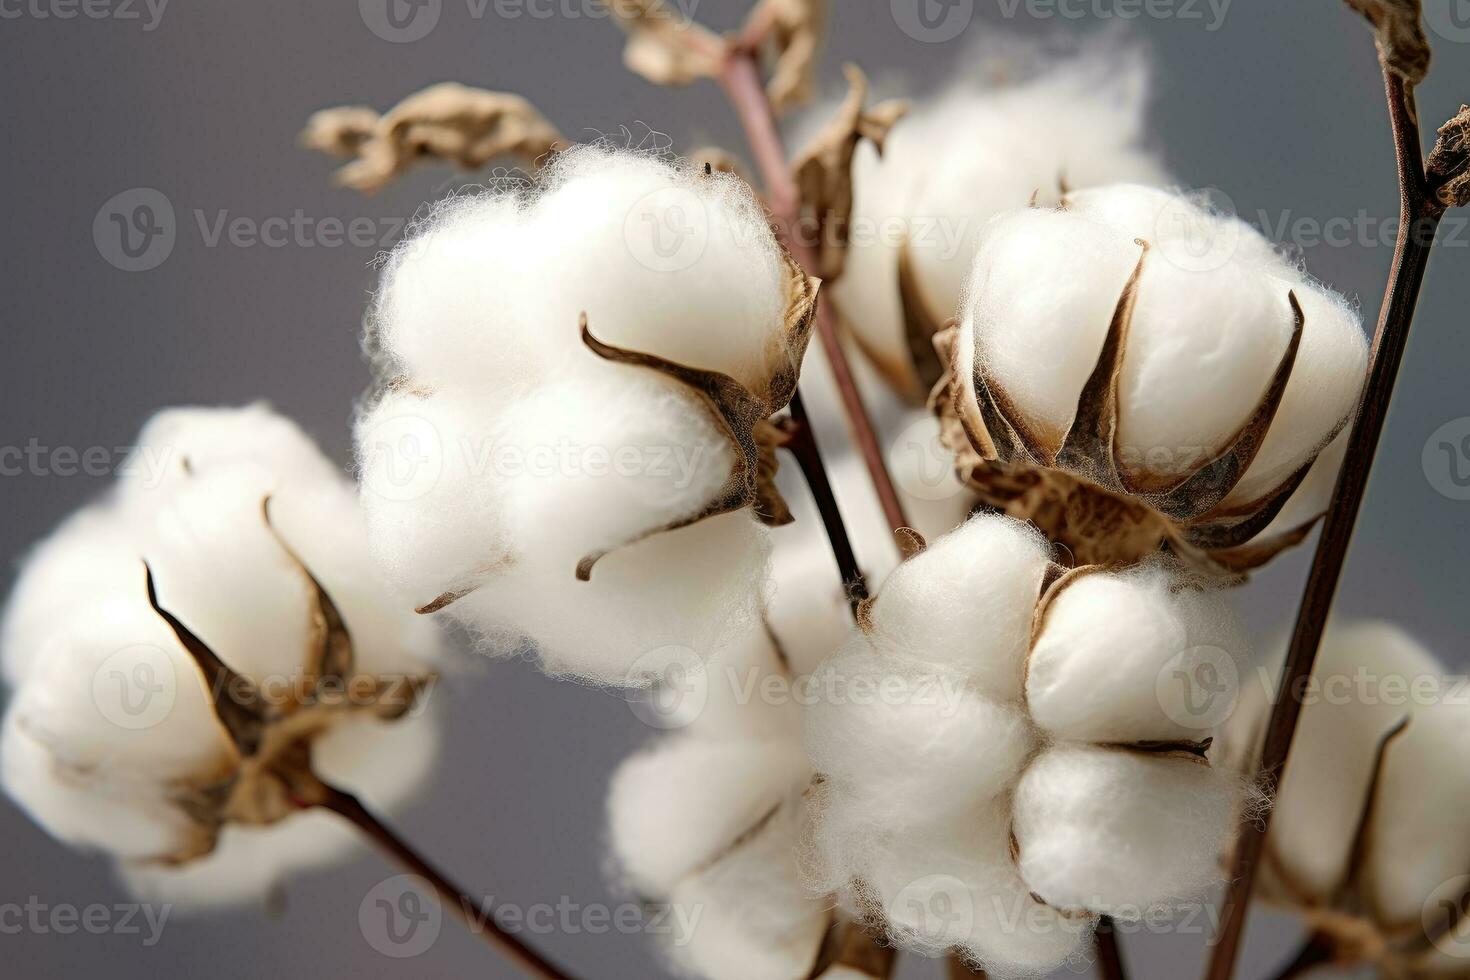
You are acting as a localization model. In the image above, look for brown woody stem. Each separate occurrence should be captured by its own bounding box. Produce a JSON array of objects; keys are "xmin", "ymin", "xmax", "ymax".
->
[
  {"xmin": 1203, "ymin": 65, "xmax": 1449, "ymax": 980},
  {"xmin": 717, "ymin": 48, "xmax": 913, "ymax": 536},
  {"xmin": 786, "ymin": 390, "xmax": 870, "ymax": 612},
  {"xmin": 1096, "ymin": 918, "xmax": 1129, "ymax": 980},
  {"xmin": 1265, "ymin": 932, "xmax": 1335, "ymax": 980},
  {"xmin": 318, "ymin": 784, "xmax": 573, "ymax": 980}
]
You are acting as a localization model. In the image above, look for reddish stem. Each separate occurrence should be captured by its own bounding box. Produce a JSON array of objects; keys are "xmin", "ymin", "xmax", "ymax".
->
[{"xmin": 1202, "ymin": 66, "xmax": 1447, "ymax": 980}]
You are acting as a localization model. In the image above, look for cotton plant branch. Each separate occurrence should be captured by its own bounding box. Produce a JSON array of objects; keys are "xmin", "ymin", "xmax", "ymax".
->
[
  {"xmin": 300, "ymin": 82, "xmax": 563, "ymax": 193},
  {"xmin": 1203, "ymin": 8, "xmax": 1470, "ymax": 979}
]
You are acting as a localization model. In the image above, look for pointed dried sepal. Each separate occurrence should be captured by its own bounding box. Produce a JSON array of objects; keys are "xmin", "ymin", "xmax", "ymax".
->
[
  {"xmin": 576, "ymin": 315, "xmax": 796, "ymax": 579},
  {"xmin": 1427, "ymin": 104, "xmax": 1470, "ymax": 210},
  {"xmin": 897, "ymin": 239, "xmax": 948, "ymax": 395},
  {"xmin": 793, "ymin": 64, "xmax": 909, "ymax": 281},
  {"xmin": 742, "ymin": 0, "xmax": 828, "ymax": 113},
  {"xmin": 765, "ymin": 248, "xmax": 823, "ymax": 411},
  {"xmin": 807, "ymin": 921, "xmax": 897, "ymax": 979},
  {"xmin": 302, "ymin": 82, "xmax": 564, "ymax": 194},
  {"xmin": 1055, "ymin": 241, "xmax": 1149, "ymax": 478},
  {"xmin": 262, "ymin": 498, "xmax": 354, "ymax": 690},
  {"xmin": 596, "ymin": 0, "xmax": 726, "ymax": 88},
  {"xmin": 1343, "ymin": 0, "xmax": 1431, "ymax": 85},
  {"xmin": 143, "ymin": 563, "xmax": 268, "ymax": 757}
]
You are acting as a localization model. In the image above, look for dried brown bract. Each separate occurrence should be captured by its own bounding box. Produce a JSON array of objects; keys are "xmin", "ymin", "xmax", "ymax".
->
[
  {"xmin": 742, "ymin": 0, "xmax": 828, "ymax": 112},
  {"xmin": 1343, "ymin": 0, "xmax": 1431, "ymax": 84},
  {"xmin": 793, "ymin": 64, "xmax": 909, "ymax": 281},
  {"xmin": 596, "ymin": 0, "xmax": 726, "ymax": 88},
  {"xmin": 146, "ymin": 501, "xmax": 434, "ymax": 863},
  {"xmin": 575, "ymin": 249, "xmax": 821, "ymax": 579},
  {"xmin": 1427, "ymin": 104, "xmax": 1470, "ymax": 210},
  {"xmin": 301, "ymin": 82, "xmax": 563, "ymax": 194}
]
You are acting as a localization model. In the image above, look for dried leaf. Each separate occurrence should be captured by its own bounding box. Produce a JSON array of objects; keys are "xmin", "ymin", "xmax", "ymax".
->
[
  {"xmin": 597, "ymin": 0, "xmax": 725, "ymax": 88},
  {"xmin": 743, "ymin": 0, "xmax": 828, "ymax": 112},
  {"xmin": 1427, "ymin": 104, "xmax": 1470, "ymax": 209},
  {"xmin": 807, "ymin": 921, "xmax": 896, "ymax": 979},
  {"xmin": 1343, "ymin": 0, "xmax": 1431, "ymax": 84},
  {"xmin": 792, "ymin": 64, "xmax": 909, "ymax": 280},
  {"xmin": 302, "ymin": 82, "xmax": 563, "ymax": 194}
]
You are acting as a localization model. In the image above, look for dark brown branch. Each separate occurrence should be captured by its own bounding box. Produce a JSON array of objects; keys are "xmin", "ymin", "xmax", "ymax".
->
[
  {"xmin": 1203, "ymin": 65, "xmax": 1448, "ymax": 980},
  {"xmin": 317, "ymin": 784, "xmax": 573, "ymax": 980},
  {"xmin": 783, "ymin": 390, "xmax": 869, "ymax": 613},
  {"xmin": 1265, "ymin": 932, "xmax": 1335, "ymax": 980},
  {"xmin": 1096, "ymin": 917, "xmax": 1129, "ymax": 980}
]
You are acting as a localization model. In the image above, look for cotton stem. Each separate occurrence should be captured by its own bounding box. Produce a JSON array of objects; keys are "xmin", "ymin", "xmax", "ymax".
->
[
  {"xmin": 1203, "ymin": 64, "xmax": 1449, "ymax": 980},
  {"xmin": 317, "ymin": 783, "xmax": 574, "ymax": 980},
  {"xmin": 1096, "ymin": 917, "xmax": 1130, "ymax": 980},
  {"xmin": 784, "ymin": 390, "xmax": 869, "ymax": 613}
]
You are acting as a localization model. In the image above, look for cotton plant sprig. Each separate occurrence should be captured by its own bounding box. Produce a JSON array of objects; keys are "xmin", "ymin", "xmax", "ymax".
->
[
  {"xmin": 802, "ymin": 513, "xmax": 1254, "ymax": 977},
  {"xmin": 0, "ymin": 405, "xmax": 569, "ymax": 978},
  {"xmin": 1207, "ymin": 3, "xmax": 1470, "ymax": 974},
  {"xmin": 934, "ymin": 183, "xmax": 1369, "ymax": 577},
  {"xmin": 1221, "ymin": 622, "xmax": 1470, "ymax": 978},
  {"xmin": 827, "ymin": 44, "xmax": 1168, "ymax": 400},
  {"xmin": 356, "ymin": 144, "xmax": 818, "ymax": 684}
]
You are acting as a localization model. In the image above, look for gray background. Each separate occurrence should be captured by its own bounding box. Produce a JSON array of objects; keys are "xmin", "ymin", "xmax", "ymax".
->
[{"xmin": 2, "ymin": 0, "xmax": 1467, "ymax": 977}]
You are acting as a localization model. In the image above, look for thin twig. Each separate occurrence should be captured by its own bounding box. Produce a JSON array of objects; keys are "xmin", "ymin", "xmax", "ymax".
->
[
  {"xmin": 1203, "ymin": 64, "xmax": 1448, "ymax": 980},
  {"xmin": 1095, "ymin": 917, "xmax": 1129, "ymax": 980},
  {"xmin": 784, "ymin": 390, "xmax": 869, "ymax": 612},
  {"xmin": 1265, "ymin": 932, "xmax": 1336, "ymax": 980},
  {"xmin": 318, "ymin": 784, "xmax": 573, "ymax": 980},
  {"xmin": 717, "ymin": 48, "xmax": 912, "ymax": 536}
]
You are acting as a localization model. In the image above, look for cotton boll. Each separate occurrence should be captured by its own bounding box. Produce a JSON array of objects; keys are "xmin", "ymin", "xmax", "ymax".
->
[
  {"xmin": 689, "ymin": 627, "xmax": 804, "ymax": 741},
  {"xmin": 863, "ymin": 514, "xmax": 1051, "ymax": 698},
  {"xmin": 355, "ymin": 388, "xmax": 517, "ymax": 609},
  {"xmin": 453, "ymin": 511, "xmax": 769, "ymax": 685},
  {"xmin": 830, "ymin": 50, "xmax": 1166, "ymax": 396},
  {"xmin": 530, "ymin": 147, "xmax": 789, "ymax": 392},
  {"xmin": 608, "ymin": 734, "xmax": 809, "ymax": 897},
  {"xmin": 805, "ymin": 641, "xmax": 1035, "ymax": 828},
  {"xmin": 1027, "ymin": 565, "xmax": 1247, "ymax": 744},
  {"xmin": 1012, "ymin": 745, "xmax": 1237, "ymax": 913},
  {"xmin": 766, "ymin": 523, "xmax": 853, "ymax": 681},
  {"xmin": 1248, "ymin": 621, "xmax": 1443, "ymax": 902},
  {"xmin": 1253, "ymin": 428, "xmax": 1349, "ymax": 540},
  {"xmin": 969, "ymin": 208, "xmax": 1143, "ymax": 452},
  {"xmin": 666, "ymin": 805, "xmax": 830, "ymax": 980}
]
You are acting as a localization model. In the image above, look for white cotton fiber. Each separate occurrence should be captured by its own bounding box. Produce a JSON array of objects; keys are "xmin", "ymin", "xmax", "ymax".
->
[
  {"xmin": 1012, "ymin": 744, "xmax": 1239, "ymax": 914},
  {"xmin": 863, "ymin": 514, "xmax": 1051, "ymax": 699},
  {"xmin": 608, "ymin": 734, "xmax": 809, "ymax": 897},
  {"xmin": 1027, "ymin": 564, "xmax": 1247, "ymax": 744},
  {"xmin": 831, "ymin": 46, "xmax": 1166, "ymax": 394},
  {"xmin": 0, "ymin": 405, "xmax": 443, "ymax": 903}
]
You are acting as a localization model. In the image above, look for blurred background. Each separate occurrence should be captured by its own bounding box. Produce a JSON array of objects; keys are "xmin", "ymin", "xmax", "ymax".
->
[{"xmin": 3, "ymin": 1, "xmax": 1468, "ymax": 977}]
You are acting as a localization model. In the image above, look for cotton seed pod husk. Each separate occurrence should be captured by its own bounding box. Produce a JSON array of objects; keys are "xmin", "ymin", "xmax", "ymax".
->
[{"xmin": 933, "ymin": 185, "xmax": 1368, "ymax": 577}]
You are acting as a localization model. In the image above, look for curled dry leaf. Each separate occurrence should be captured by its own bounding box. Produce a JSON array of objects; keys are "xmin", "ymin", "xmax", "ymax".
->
[
  {"xmin": 793, "ymin": 64, "xmax": 909, "ymax": 281},
  {"xmin": 932, "ymin": 242, "xmax": 1324, "ymax": 576},
  {"xmin": 596, "ymin": 0, "xmax": 726, "ymax": 88},
  {"xmin": 301, "ymin": 82, "xmax": 563, "ymax": 194},
  {"xmin": 1427, "ymin": 105, "xmax": 1470, "ymax": 210},
  {"xmin": 574, "ymin": 250, "xmax": 820, "ymax": 579},
  {"xmin": 742, "ymin": 0, "xmax": 828, "ymax": 112},
  {"xmin": 1343, "ymin": 0, "xmax": 1431, "ymax": 84},
  {"xmin": 145, "ymin": 502, "xmax": 434, "ymax": 863}
]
